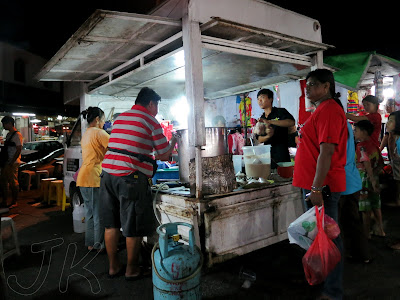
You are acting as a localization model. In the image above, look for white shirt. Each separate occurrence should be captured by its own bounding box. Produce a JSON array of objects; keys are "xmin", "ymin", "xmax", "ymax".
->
[{"xmin": 5, "ymin": 131, "xmax": 23, "ymax": 164}]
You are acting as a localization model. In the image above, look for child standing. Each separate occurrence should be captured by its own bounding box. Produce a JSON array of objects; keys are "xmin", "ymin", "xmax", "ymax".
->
[
  {"xmin": 386, "ymin": 111, "xmax": 400, "ymax": 207},
  {"xmin": 347, "ymin": 95, "xmax": 382, "ymax": 148},
  {"xmin": 354, "ymin": 120, "xmax": 385, "ymax": 238},
  {"xmin": 385, "ymin": 111, "xmax": 400, "ymax": 249}
]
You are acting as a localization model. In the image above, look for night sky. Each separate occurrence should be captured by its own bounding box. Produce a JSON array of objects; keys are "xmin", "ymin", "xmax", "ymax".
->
[{"xmin": 0, "ymin": 0, "xmax": 398, "ymax": 60}]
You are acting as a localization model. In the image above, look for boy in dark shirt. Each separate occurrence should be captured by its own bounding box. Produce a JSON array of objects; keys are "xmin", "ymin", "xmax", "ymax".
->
[{"xmin": 256, "ymin": 89, "xmax": 295, "ymax": 169}]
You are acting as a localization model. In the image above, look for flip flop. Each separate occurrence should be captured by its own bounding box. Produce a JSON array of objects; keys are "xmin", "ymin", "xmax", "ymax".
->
[
  {"xmin": 390, "ymin": 243, "xmax": 400, "ymax": 250},
  {"xmin": 125, "ymin": 266, "xmax": 151, "ymax": 281},
  {"xmin": 372, "ymin": 232, "xmax": 386, "ymax": 238},
  {"xmin": 363, "ymin": 258, "xmax": 374, "ymax": 264},
  {"xmin": 108, "ymin": 264, "xmax": 126, "ymax": 279}
]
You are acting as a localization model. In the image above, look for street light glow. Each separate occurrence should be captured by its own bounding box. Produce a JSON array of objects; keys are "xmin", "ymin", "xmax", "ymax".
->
[{"xmin": 12, "ymin": 112, "xmax": 36, "ymax": 116}]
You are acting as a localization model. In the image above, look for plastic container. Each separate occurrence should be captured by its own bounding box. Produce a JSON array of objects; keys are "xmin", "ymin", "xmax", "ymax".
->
[
  {"xmin": 277, "ymin": 161, "xmax": 294, "ymax": 178},
  {"xmin": 242, "ymin": 145, "xmax": 271, "ymax": 179},
  {"xmin": 277, "ymin": 166, "xmax": 294, "ymax": 178},
  {"xmin": 232, "ymin": 155, "xmax": 243, "ymax": 174},
  {"xmin": 72, "ymin": 204, "xmax": 85, "ymax": 233},
  {"xmin": 152, "ymin": 168, "xmax": 180, "ymax": 185}
]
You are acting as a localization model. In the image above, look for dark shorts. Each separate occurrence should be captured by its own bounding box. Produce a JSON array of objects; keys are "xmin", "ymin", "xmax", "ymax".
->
[{"xmin": 100, "ymin": 171, "xmax": 156, "ymax": 237}]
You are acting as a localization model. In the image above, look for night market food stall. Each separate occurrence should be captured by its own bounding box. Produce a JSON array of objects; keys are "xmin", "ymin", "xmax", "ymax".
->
[{"xmin": 36, "ymin": 0, "xmax": 332, "ymax": 266}]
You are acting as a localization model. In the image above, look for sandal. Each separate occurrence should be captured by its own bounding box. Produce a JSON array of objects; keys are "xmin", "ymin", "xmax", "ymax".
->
[
  {"xmin": 108, "ymin": 264, "xmax": 126, "ymax": 279},
  {"xmin": 125, "ymin": 266, "xmax": 151, "ymax": 281},
  {"xmin": 390, "ymin": 243, "xmax": 400, "ymax": 250}
]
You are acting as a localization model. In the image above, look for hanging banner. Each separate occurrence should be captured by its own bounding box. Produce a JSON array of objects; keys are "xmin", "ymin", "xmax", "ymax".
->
[
  {"xmin": 238, "ymin": 93, "xmax": 252, "ymax": 127},
  {"xmin": 393, "ymin": 73, "xmax": 400, "ymax": 110},
  {"xmin": 347, "ymin": 91, "xmax": 359, "ymax": 114}
]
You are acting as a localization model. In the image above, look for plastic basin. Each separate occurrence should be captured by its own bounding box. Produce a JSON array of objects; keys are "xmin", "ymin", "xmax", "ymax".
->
[{"xmin": 277, "ymin": 166, "xmax": 294, "ymax": 178}]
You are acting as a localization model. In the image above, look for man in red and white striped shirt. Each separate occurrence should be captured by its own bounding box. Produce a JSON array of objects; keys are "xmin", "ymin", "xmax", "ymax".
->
[{"xmin": 100, "ymin": 87, "xmax": 177, "ymax": 280}]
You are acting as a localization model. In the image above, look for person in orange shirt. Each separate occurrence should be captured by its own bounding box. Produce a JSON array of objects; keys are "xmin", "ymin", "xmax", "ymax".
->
[{"xmin": 77, "ymin": 107, "xmax": 110, "ymax": 252}]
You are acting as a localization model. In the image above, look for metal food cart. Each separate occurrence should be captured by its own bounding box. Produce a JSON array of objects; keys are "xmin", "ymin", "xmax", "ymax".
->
[{"xmin": 36, "ymin": 0, "xmax": 331, "ymax": 266}]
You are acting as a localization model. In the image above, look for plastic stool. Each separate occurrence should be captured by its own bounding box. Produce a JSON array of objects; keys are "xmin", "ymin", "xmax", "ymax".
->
[
  {"xmin": 20, "ymin": 170, "xmax": 35, "ymax": 191},
  {"xmin": 1, "ymin": 217, "xmax": 20, "ymax": 262},
  {"xmin": 54, "ymin": 161, "xmax": 63, "ymax": 179},
  {"xmin": 48, "ymin": 180, "xmax": 70, "ymax": 211},
  {"xmin": 40, "ymin": 178, "xmax": 57, "ymax": 203},
  {"xmin": 37, "ymin": 165, "xmax": 55, "ymax": 178},
  {"xmin": 36, "ymin": 170, "xmax": 49, "ymax": 189}
]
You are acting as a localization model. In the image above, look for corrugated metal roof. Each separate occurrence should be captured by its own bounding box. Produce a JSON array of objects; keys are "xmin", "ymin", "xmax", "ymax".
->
[
  {"xmin": 36, "ymin": 10, "xmax": 331, "ymax": 100},
  {"xmin": 36, "ymin": 10, "xmax": 182, "ymax": 82}
]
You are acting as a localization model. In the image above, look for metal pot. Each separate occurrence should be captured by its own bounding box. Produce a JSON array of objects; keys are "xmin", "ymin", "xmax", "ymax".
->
[{"xmin": 176, "ymin": 127, "xmax": 228, "ymax": 183}]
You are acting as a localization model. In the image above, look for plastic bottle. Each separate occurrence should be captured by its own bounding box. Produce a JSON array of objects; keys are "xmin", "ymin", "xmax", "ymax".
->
[{"xmin": 72, "ymin": 204, "xmax": 85, "ymax": 233}]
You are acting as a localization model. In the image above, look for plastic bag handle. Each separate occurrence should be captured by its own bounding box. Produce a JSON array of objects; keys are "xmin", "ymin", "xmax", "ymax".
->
[{"xmin": 315, "ymin": 205, "xmax": 324, "ymax": 231}]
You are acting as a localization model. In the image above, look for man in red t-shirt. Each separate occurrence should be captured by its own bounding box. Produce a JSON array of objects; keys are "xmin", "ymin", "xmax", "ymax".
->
[
  {"xmin": 292, "ymin": 68, "xmax": 347, "ymax": 300},
  {"xmin": 293, "ymin": 99, "xmax": 347, "ymax": 194}
]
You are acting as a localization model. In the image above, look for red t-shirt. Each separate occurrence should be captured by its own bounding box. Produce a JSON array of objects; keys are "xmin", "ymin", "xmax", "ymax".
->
[
  {"xmin": 355, "ymin": 140, "xmax": 382, "ymax": 171},
  {"xmin": 293, "ymin": 99, "xmax": 347, "ymax": 192},
  {"xmin": 365, "ymin": 112, "xmax": 381, "ymax": 148}
]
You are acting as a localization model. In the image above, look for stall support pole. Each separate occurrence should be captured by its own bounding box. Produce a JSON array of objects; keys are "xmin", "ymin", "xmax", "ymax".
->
[
  {"xmin": 79, "ymin": 83, "xmax": 89, "ymax": 136},
  {"xmin": 182, "ymin": 13, "xmax": 206, "ymax": 199},
  {"xmin": 311, "ymin": 50, "xmax": 324, "ymax": 70}
]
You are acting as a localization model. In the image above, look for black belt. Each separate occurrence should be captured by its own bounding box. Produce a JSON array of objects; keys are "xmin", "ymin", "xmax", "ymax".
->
[{"xmin": 108, "ymin": 147, "xmax": 158, "ymax": 177}]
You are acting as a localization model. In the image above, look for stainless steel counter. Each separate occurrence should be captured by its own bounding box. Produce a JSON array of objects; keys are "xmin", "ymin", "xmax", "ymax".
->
[{"xmin": 153, "ymin": 182, "xmax": 303, "ymax": 267}]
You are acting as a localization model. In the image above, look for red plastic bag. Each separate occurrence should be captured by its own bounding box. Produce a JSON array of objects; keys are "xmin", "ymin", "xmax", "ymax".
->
[
  {"xmin": 324, "ymin": 214, "xmax": 340, "ymax": 240},
  {"xmin": 302, "ymin": 206, "xmax": 341, "ymax": 285}
]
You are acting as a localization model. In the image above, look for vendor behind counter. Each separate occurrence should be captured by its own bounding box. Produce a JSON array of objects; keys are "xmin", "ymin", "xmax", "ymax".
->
[{"xmin": 255, "ymin": 89, "xmax": 295, "ymax": 169}]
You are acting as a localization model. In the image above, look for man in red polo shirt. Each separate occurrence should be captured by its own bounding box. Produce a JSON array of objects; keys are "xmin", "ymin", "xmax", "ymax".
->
[
  {"xmin": 101, "ymin": 87, "xmax": 177, "ymax": 280},
  {"xmin": 293, "ymin": 69, "xmax": 347, "ymax": 300}
]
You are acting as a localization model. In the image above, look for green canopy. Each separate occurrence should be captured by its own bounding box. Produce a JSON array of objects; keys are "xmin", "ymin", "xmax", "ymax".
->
[{"xmin": 324, "ymin": 51, "xmax": 400, "ymax": 90}]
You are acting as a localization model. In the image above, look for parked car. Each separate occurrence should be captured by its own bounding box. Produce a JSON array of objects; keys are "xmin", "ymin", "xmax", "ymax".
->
[
  {"xmin": 19, "ymin": 148, "xmax": 64, "ymax": 172},
  {"xmin": 21, "ymin": 140, "xmax": 63, "ymax": 163}
]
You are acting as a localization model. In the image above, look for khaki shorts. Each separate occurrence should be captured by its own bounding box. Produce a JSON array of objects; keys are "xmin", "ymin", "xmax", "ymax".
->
[{"xmin": 0, "ymin": 163, "xmax": 19, "ymax": 190}]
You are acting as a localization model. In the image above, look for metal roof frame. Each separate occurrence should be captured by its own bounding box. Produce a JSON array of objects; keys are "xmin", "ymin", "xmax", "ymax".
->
[{"xmin": 36, "ymin": 9, "xmax": 331, "ymax": 100}]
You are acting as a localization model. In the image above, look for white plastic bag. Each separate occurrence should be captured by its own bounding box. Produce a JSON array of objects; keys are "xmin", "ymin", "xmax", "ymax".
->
[{"xmin": 287, "ymin": 206, "xmax": 322, "ymax": 250}]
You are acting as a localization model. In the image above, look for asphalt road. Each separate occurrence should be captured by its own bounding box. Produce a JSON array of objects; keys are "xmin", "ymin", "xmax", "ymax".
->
[{"xmin": 1, "ymin": 189, "xmax": 400, "ymax": 299}]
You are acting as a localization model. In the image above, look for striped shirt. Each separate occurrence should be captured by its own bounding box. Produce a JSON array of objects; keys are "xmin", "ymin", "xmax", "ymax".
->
[{"xmin": 102, "ymin": 105, "xmax": 169, "ymax": 177}]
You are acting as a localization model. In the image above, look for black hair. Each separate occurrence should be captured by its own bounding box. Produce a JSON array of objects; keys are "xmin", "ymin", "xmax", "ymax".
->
[
  {"xmin": 135, "ymin": 87, "xmax": 161, "ymax": 106},
  {"xmin": 362, "ymin": 95, "xmax": 380, "ymax": 109},
  {"xmin": 389, "ymin": 111, "xmax": 400, "ymax": 135},
  {"xmin": 354, "ymin": 120, "xmax": 374, "ymax": 136},
  {"xmin": 1, "ymin": 116, "xmax": 15, "ymax": 126},
  {"xmin": 386, "ymin": 98, "xmax": 396, "ymax": 106},
  {"xmin": 81, "ymin": 107, "xmax": 105, "ymax": 124},
  {"xmin": 257, "ymin": 89, "xmax": 274, "ymax": 100},
  {"xmin": 306, "ymin": 69, "xmax": 343, "ymax": 109}
]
